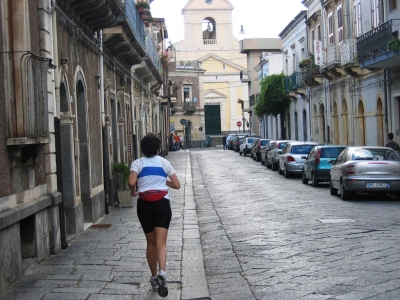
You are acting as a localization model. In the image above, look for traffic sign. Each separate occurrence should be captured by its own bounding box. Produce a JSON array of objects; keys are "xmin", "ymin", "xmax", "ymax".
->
[
  {"xmin": 180, "ymin": 118, "xmax": 186, "ymax": 125},
  {"xmin": 236, "ymin": 121, "xmax": 242, "ymax": 127}
]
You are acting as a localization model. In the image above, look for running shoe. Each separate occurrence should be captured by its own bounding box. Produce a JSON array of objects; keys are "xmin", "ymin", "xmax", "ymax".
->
[
  {"xmin": 149, "ymin": 276, "xmax": 159, "ymax": 291},
  {"xmin": 156, "ymin": 270, "xmax": 168, "ymax": 297}
]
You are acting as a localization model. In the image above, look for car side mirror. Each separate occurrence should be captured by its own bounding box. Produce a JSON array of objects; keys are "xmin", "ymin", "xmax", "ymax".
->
[
  {"xmin": 301, "ymin": 155, "xmax": 307, "ymax": 159},
  {"xmin": 328, "ymin": 160, "xmax": 336, "ymax": 165},
  {"xmin": 278, "ymin": 150, "xmax": 282, "ymax": 154}
]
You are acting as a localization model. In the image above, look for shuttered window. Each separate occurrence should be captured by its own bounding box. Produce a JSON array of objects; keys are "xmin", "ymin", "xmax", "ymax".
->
[
  {"xmin": 354, "ymin": 2, "xmax": 362, "ymax": 37},
  {"xmin": 337, "ymin": 5, "xmax": 343, "ymax": 43},
  {"xmin": 371, "ymin": 0, "xmax": 380, "ymax": 28},
  {"xmin": 328, "ymin": 12, "xmax": 334, "ymax": 45}
]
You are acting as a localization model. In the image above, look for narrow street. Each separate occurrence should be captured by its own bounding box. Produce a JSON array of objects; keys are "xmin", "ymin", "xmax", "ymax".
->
[
  {"xmin": 1, "ymin": 149, "xmax": 400, "ymax": 300},
  {"xmin": 191, "ymin": 148, "xmax": 400, "ymax": 300}
]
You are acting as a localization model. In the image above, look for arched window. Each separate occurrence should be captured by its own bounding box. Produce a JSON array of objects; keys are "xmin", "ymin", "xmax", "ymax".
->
[{"xmin": 202, "ymin": 17, "xmax": 216, "ymax": 44}]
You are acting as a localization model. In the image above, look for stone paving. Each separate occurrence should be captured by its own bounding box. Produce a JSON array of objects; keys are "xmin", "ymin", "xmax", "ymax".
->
[
  {"xmin": 0, "ymin": 150, "xmax": 208, "ymax": 300},
  {"xmin": 2, "ymin": 148, "xmax": 400, "ymax": 300},
  {"xmin": 191, "ymin": 148, "xmax": 400, "ymax": 300}
]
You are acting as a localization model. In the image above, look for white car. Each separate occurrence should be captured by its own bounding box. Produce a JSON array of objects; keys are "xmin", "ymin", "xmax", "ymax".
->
[{"xmin": 239, "ymin": 136, "xmax": 258, "ymax": 156}]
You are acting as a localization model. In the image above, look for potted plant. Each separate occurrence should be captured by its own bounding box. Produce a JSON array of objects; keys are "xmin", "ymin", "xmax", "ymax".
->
[
  {"xmin": 112, "ymin": 162, "xmax": 133, "ymax": 207},
  {"xmin": 136, "ymin": 1, "xmax": 150, "ymax": 14},
  {"xmin": 160, "ymin": 51, "xmax": 170, "ymax": 69},
  {"xmin": 388, "ymin": 39, "xmax": 400, "ymax": 51}
]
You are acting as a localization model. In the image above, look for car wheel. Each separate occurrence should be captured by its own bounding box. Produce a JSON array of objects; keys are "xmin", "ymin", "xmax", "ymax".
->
[
  {"xmin": 311, "ymin": 173, "xmax": 318, "ymax": 187},
  {"xmin": 239, "ymin": 151, "xmax": 242, "ymax": 156},
  {"xmin": 266, "ymin": 160, "xmax": 271, "ymax": 169},
  {"xmin": 261, "ymin": 160, "xmax": 265, "ymax": 165},
  {"xmin": 340, "ymin": 181, "xmax": 351, "ymax": 200},
  {"xmin": 284, "ymin": 167, "xmax": 291, "ymax": 178},
  {"xmin": 272, "ymin": 162, "xmax": 278, "ymax": 171},
  {"xmin": 301, "ymin": 171, "xmax": 308, "ymax": 184},
  {"xmin": 278, "ymin": 164, "xmax": 284, "ymax": 175},
  {"xmin": 330, "ymin": 180, "xmax": 338, "ymax": 195}
]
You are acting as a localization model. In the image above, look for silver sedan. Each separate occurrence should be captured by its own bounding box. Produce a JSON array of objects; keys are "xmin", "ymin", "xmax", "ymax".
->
[
  {"xmin": 329, "ymin": 146, "xmax": 400, "ymax": 200},
  {"xmin": 278, "ymin": 142, "xmax": 318, "ymax": 178}
]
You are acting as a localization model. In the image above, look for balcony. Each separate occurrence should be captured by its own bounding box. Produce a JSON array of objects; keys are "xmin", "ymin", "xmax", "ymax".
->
[
  {"xmin": 302, "ymin": 65, "xmax": 323, "ymax": 87},
  {"xmin": 320, "ymin": 44, "xmax": 345, "ymax": 79},
  {"xmin": 64, "ymin": 0, "xmax": 122, "ymax": 31},
  {"xmin": 340, "ymin": 39, "xmax": 363, "ymax": 76},
  {"xmin": 357, "ymin": 19, "xmax": 400, "ymax": 69},
  {"xmin": 285, "ymin": 72, "xmax": 305, "ymax": 97},
  {"xmin": 203, "ymin": 39, "xmax": 217, "ymax": 45},
  {"xmin": 102, "ymin": 0, "xmax": 162, "ymax": 84},
  {"xmin": 183, "ymin": 101, "xmax": 196, "ymax": 114}
]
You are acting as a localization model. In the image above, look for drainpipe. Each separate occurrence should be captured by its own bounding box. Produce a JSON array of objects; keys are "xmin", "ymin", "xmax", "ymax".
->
[
  {"xmin": 98, "ymin": 30, "xmax": 109, "ymax": 214},
  {"xmin": 51, "ymin": 1, "xmax": 67, "ymax": 249}
]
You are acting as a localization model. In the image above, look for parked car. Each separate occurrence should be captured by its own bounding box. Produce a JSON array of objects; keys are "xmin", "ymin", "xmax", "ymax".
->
[
  {"xmin": 329, "ymin": 146, "xmax": 400, "ymax": 200},
  {"xmin": 239, "ymin": 136, "xmax": 259, "ymax": 156},
  {"xmin": 234, "ymin": 136, "xmax": 245, "ymax": 152},
  {"xmin": 251, "ymin": 139, "xmax": 271, "ymax": 161},
  {"xmin": 278, "ymin": 141, "xmax": 318, "ymax": 178},
  {"xmin": 261, "ymin": 141, "xmax": 276, "ymax": 165},
  {"xmin": 266, "ymin": 140, "xmax": 292, "ymax": 170},
  {"xmin": 226, "ymin": 134, "xmax": 237, "ymax": 150},
  {"xmin": 249, "ymin": 138, "xmax": 260, "ymax": 159},
  {"xmin": 302, "ymin": 145, "xmax": 347, "ymax": 187}
]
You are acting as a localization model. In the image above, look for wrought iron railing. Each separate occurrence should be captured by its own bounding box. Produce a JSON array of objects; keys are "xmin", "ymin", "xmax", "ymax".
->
[
  {"xmin": 284, "ymin": 76, "xmax": 291, "ymax": 92},
  {"xmin": 183, "ymin": 101, "xmax": 196, "ymax": 112},
  {"xmin": 302, "ymin": 65, "xmax": 321, "ymax": 80},
  {"xmin": 145, "ymin": 30, "xmax": 162, "ymax": 75},
  {"xmin": 357, "ymin": 19, "xmax": 400, "ymax": 62},
  {"xmin": 291, "ymin": 72, "xmax": 304, "ymax": 89},
  {"xmin": 124, "ymin": 0, "xmax": 161, "ymax": 76},
  {"xmin": 322, "ymin": 44, "xmax": 341, "ymax": 67},
  {"xmin": 341, "ymin": 39, "xmax": 358, "ymax": 65}
]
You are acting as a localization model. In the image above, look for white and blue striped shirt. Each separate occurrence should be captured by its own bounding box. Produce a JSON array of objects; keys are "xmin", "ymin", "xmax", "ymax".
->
[{"xmin": 130, "ymin": 156, "xmax": 175, "ymax": 200}]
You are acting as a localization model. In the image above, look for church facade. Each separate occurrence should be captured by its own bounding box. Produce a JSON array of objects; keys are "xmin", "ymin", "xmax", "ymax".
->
[{"xmin": 169, "ymin": 0, "xmax": 249, "ymax": 145}]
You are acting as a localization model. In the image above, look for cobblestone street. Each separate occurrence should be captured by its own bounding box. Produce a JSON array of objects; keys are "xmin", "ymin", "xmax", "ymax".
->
[
  {"xmin": 1, "ymin": 149, "xmax": 400, "ymax": 300},
  {"xmin": 192, "ymin": 149, "xmax": 400, "ymax": 300}
]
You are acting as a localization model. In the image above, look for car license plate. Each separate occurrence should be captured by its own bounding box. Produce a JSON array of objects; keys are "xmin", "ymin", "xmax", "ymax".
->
[{"xmin": 366, "ymin": 182, "xmax": 389, "ymax": 188}]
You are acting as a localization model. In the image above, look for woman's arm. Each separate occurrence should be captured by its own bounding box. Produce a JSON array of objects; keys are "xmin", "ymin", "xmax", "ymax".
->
[
  {"xmin": 128, "ymin": 171, "xmax": 138, "ymax": 196},
  {"xmin": 166, "ymin": 173, "xmax": 180, "ymax": 190}
]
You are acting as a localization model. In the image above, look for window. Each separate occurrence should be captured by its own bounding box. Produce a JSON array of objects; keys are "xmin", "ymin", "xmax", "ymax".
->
[
  {"xmin": 389, "ymin": 0, "xmax": 397, "ymax": 12},
  {"xmin": 223, "ymin": 64, "xmax": 226, "ymax": 70},
  {"xmin": 372, "ymin": 0, "xmax": 380, "ymax": 28},
  {"xmin": 183, "ymin": 87, "xmax": 191, "ymax": 101},
  {"xmin": 337, "ymin": 5, "xmax": 343, "ymax": 43},
  {"xmin": 328, "ymin": 12, "xmax": 334, "ymax": 45},
  {"xmin": 292, "ymin": 53, "xmax": 296, "ymax": 73},
  {"xmin": 311, "ymin": 29, "xmax": 315, "ymax": 43},
  {"xmin": 354, "ymin": 2, "xmax": 362, "ymax": 37}
]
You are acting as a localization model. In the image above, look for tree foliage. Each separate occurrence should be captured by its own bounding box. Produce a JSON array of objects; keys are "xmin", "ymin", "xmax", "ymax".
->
[{"xmin": 254, "ymin": 73, "xmax": 290, "ymax": 117}]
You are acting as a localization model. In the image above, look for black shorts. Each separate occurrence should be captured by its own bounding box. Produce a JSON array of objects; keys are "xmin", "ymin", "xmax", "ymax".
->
[{"xmin": 137, "ymin": 198, "xmax": 172, "ymax": 233}]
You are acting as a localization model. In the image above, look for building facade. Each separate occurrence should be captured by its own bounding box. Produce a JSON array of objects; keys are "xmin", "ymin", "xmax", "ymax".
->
[
  {"xmin": 170, "ymin": 0, "xmax": 249, "ymax": 142},
  {"xmin": 0, "ymin": 0, "xmax": 168, "ymax": 293}
]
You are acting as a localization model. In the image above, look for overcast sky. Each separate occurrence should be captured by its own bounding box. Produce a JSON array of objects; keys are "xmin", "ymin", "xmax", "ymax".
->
[{"xmin": 150, "ymin": 0, "xmax": 307, "ymax": 44}]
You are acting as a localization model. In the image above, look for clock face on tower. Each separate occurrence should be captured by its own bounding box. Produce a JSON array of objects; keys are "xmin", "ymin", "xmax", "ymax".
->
[{"xmin": 205, "ymin": 0, "xmax": 212, "ymax": 3}]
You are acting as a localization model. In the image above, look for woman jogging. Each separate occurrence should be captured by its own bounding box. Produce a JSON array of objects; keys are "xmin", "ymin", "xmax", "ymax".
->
[{"xmin": 128, "ymin": 133, "xmax": 181, "ymax": 297}]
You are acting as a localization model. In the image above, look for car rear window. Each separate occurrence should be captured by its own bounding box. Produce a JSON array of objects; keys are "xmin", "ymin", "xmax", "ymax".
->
[
  {"xmin": 247, "ymin": 138, "xmax": 255, "ymax": 143},
  {"xmin": 320, "ymin": 147, "xmax": 346, "ymax": 158},
  {"xmin": 278, "ymin": 142, "xmax": 288, "ymax": 149},
  {"xmin": 291, "ymin": 145, "xmax": 315, "ymax": 154},
  {"xmin": 352, "ymin": 148, "xmax": 399, "ymax": 161},
  {"xmin": 260, "ymin": 140, "xmax": 269, "ymax": 146}
]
